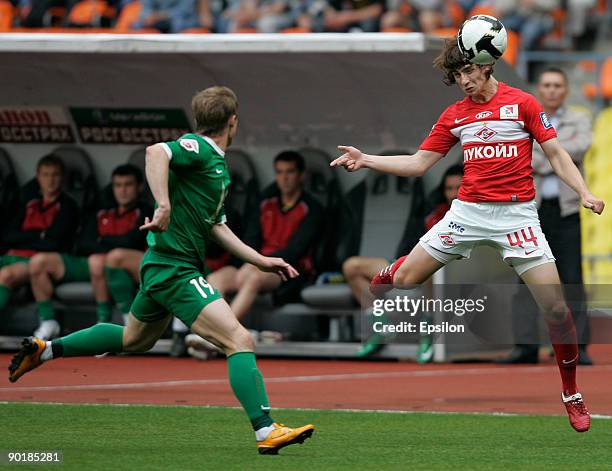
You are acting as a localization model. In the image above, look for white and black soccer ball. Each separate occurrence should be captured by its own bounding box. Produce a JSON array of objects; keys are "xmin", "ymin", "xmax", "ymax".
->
[{"xmin": 457, "ymin": 15, "xmax": 507, "ymax": 65}]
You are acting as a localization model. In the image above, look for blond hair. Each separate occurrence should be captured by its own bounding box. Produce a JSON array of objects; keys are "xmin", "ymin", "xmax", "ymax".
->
[{"xmin": 191, "ymin": 86, "xmax": 238, "ymax": 136}]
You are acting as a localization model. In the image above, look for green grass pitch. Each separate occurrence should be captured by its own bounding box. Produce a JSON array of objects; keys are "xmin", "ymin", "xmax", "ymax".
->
[{"xmin": 1, "ymin": 403, "xmax": 611, "ymax": 470}]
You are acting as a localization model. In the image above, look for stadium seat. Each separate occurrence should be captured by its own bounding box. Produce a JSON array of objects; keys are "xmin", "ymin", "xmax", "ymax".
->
[
  {"xmin": 55, "ymin": 282, "xmax": 95, "ymax": 304},
  {"xmin": 540, "ymin": 7, "xmax": 570, "ymax": 48},
  {"xmin": 581, "ymin": 58, "xmax": 612, "ymax": 101},
  {"xmin": 225, "ymin": 148, "xmax": 260, "ymax": 220},
  {"xmin": 600, "ymin": 59, "xmax": 612, "ymax": 99},
  {"xmin": 301, "ymin": 169, "xmax": 425, "ymax": 310},
  {"xmin": 47, "ymin": 6, "xmax": 67, "ymax": 23},
  {"xmin": 114, "ymin": 0, "xmax": 141, "ymax": 31},
  {"xmin": 502, "ymin": 30, "xmax": 519, "ymax": 67},
  {"xmin": 297, "ymin": 147, "xmax": 343, "ymax": 273},
  {"xmin": 0, "ymin": 147, "xmax": 19, "ymax": 242},
  {"xmin": 447, "ymin": 1, "xmax": 465, "ymax": 27},
  {"xmin": 53, "ymin": 146, "xmax": 99, "ymax": 213},
  {"xmin": 67, "ymin": 0, "xmax": 115, "ymax": 27},
  {"xmin": 0, "ymin": 0, "xmax": 14, "ymax": 30},
  {"xmin": 126, "ymin": 147, "xmax": 154, "ymax": 204},
  {"xmin": 582, "ymin": 83, "xmax": 598, "ymax": 99}
]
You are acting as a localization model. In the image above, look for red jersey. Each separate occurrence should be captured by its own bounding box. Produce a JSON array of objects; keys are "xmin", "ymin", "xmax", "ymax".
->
[
  {"xmin": 7, "ymin": 198, "xmax": 61, "ymax": 258},
  {"xmin": 260, "ymin": 196, "xmax": 313, "ymax": 272},
  {"xmin": 420, "ymin": 82, "xmax": 557, "ymax": 202}
]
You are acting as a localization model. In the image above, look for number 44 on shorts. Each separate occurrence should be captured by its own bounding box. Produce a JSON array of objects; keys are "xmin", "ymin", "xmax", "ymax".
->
[
  {"xmin": 190, "ymin": 276, "xmax": 215, "ymax": 298},
  {"xmin": 506, "ymin": 226, "xmax": 538, "ymax": 250}
]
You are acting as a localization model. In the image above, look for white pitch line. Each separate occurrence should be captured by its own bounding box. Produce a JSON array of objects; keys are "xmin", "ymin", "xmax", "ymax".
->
[
  {"xmin": 1, "ymin": 401, "xmax": 612, "ymax": 420},
  {"xmin": 2, "ymin": 365, "xmax": 612, "ymax": 393}
]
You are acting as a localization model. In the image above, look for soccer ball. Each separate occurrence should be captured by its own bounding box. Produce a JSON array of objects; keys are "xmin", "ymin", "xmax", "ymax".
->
[{"xmin": 457, "ymin": 15, "xmax": 507, "ymax": 65}]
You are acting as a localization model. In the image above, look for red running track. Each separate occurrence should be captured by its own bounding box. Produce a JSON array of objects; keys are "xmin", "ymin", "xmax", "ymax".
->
[{"xmin": 2, "ymin": 345, "xmax": 612, "ymax": 416}]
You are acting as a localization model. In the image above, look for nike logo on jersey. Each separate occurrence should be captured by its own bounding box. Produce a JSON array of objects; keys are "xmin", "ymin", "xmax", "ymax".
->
[
  {"xmin": 215, "ymin": 169, "xmax": 223, "ymax": 174},
  {"xmin": 524, "ymin": 249, "xmax": 538, "ymax": 255},
  {"xmin": 454, "ymin": 116, "xmax": 469, "ymax": 124}
]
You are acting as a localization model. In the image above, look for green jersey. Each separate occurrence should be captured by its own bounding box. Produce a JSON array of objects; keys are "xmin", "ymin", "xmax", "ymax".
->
[{"xmin": 146, "ymin": 133, "xmax": 231, "ymax": 267}]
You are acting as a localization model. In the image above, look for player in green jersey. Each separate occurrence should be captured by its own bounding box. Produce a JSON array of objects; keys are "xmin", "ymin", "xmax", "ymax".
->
[{"xmin": 8, "ymin": 86, "xmax": 315, "ymax": 455}]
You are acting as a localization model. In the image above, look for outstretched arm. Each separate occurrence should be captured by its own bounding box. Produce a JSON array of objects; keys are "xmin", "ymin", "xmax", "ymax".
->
[
  {"xmin": 330, "ymin": 146, "xmax": 444, "ymax": 176},
  {"xmin": 541, "ymin": 138, "xmax": 604, "ymax": 214},
  {"xmin": 140, "ymin": 143, "xmax": 172, "ymax": 232},
  {"xmin": 211, "ymin": 223, "xmax": 299, "ymax": 281}
]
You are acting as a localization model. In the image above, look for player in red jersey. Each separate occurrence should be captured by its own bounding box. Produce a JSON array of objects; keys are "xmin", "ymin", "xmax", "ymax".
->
[{"xmin": 331, "ymin": 39, "xmax": 604, "ymax": 433}]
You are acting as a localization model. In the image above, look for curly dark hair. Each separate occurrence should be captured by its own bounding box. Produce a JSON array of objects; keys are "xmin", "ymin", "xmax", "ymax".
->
[{"xmin": 433, "ymin": 39, "xmax": 494, "ymax": 86}]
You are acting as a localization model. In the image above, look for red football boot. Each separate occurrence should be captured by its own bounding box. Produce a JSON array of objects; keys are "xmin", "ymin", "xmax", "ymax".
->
[
  {"xmin": 369, "ymin": 255, "xmax": 407, "ymax": 296},
  {"xmin": 562, "ymin": 392, "xmax": 590, "ymax": 432}
]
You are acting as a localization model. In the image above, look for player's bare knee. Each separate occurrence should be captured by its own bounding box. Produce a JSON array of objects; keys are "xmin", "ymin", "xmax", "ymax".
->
[
  {"xmin": 543, "ymin": 300, "xmax": 569, "ymax": 323},
  {"xmin": 0, "ymin": 268, "xmax": 14, "ymax": 286},
  {"xmin": 342, "ymin": 257, "xmax": 361, "ymax": 278},
  {"xmin": 227, "ymin": 325, "xmax": 255, "ymax": 353},
  {"xmin": 28, "ymin": 254, "xmax": 47, "ymax": 276},
  {"xmin": 104, "ymin": 249, "xmax": 123, "ymax": 268},
  {"xmin": 243, "ymin": 271, "xmax": 264, "ymax": 290},
  {"xmin": 87, "ymin": 256, "xmax": 106, "ymax": 277}
]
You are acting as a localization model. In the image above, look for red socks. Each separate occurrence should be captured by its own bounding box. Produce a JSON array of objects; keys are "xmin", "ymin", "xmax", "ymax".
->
[
  {"xmin": 369, "ymin": 255, "xmax": 408, "ymax": 296},
  {"xmin": 389, "ymin": 255, "xmax": 407, "ymax": 279},
  {"xmin": 546, "ymin": 310, "xmax": 578, "ymax": 396}
]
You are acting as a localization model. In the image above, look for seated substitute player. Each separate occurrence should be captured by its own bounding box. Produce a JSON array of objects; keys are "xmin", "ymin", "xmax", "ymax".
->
[
  {"xmin": 28, "ymin": 164, "xmax": 152, "ymax": 339},
  {"xmin": 330, "ymin": 38, "xmax": 604, "ymax": 433},
  {"xmin": 0, "ymin": 155, "xmax": 79, "ymax": 319},
  {"xmin": 9, "ymin": 86, "xmax": 315, "ymax": 455},
  {"xmin": 204, "ymin": 150, "xmax": 323, "ymax": 321},
  {"xmin": 343, "ymin": 164, "xmax": 462, "ymax": 360}
]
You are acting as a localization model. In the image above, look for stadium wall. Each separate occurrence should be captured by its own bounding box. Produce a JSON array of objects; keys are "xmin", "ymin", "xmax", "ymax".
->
[{"xmin": 0, "ymin": 33, "xmax": 526, "ymax": 192}]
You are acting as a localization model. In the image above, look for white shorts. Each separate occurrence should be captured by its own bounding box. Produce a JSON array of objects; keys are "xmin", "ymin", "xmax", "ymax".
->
[{"xmin": 419, "ymin": 199, "xmax": 555, "ymax": 276}]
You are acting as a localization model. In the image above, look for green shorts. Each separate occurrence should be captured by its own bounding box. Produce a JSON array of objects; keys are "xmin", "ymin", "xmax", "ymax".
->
[
  {"xmin": 60, "ymin": 254, "xmax": 90, "ymax": 283},
  {"xmin": 130, "ymin": 251, "xmax": 221, "ymax": 327},
  {"xmin": 0, "ymin": 255, "xmax": 30, "ymax": 268}
]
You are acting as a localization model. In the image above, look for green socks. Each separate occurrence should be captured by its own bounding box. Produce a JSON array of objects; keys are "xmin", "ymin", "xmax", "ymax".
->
[
  {"xmin": 96, "ymin": 301, "xmax": 113, "ymax": 323},
  {"xmin": 105, "ymin": 267, "xmax": 135, "ymax": 314},
  {"xmin": 227, "ymin": 352, "xmax": 274, "ymax": 430},
  {"xmin": 0, "ymin": 285, "xmax": 11, "ymax": 311},
  {"xmin": 52, "ymin": 323, "xmax": 124, "ymax": 357},
  {"xmin": 37, "ymin": 300, "xmax": 56, "ymax": 321}
]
